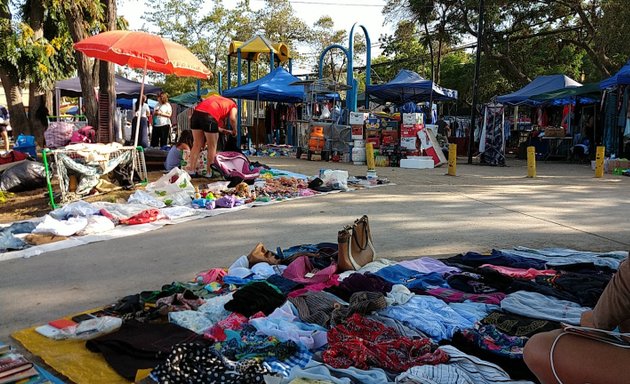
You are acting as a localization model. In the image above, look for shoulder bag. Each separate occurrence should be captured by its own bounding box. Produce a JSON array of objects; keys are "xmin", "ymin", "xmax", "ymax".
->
[{"xmin": 337, "ymin": 215, "xmax": 375, "ymax": 271}]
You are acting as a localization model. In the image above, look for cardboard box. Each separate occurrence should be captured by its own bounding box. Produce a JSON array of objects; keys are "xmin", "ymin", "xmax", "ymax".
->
[
  {"xmin": 366, "ymin": 128, "xmax": 380, "ymax": 138},
  {"xmin": 401, "ymin": 125, "xmax": 421, "ymax": 138},
  {"xmin": 365, "ymin": 118, "xmax": 383, "ymax": 130},
  {"xmin": 381, "ymin": 130, "xmax": 399, "ymax": 146},
  {"xmin": 351, "ymin": 124, "xmax": 364, "ymax": 140},
  {"xmin": 402, "ymin": 113, "xmax": 423, "ymax": 125},
  {"xmin": 366, "ymin": 136, "xmax": 380, "ymax": 148},
  {"xmin": 400, "ymin": 137, "xmax": 417, "ymax": 151},
  {"xmin": 349, "ymin": 112, "xmax": 368, "ymax": 125}
]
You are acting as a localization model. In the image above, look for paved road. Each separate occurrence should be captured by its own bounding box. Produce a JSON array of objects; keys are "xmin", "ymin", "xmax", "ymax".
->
[{"xmin": 2, "ymin": 157, "xmax": 629, "ymax": 341}]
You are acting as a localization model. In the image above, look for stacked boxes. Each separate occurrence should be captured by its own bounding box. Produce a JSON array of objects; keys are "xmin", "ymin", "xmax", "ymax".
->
[
  {"xmin": 400, "ymin": 113, "xmax": 424, "ymax": 155},
  {"xmin": 349, "ymin": 112, "xmax": 368, "ymax": 140},
  {"xmin": 365, "ymin": 118, "xmax": 382, "ymax": 148}
]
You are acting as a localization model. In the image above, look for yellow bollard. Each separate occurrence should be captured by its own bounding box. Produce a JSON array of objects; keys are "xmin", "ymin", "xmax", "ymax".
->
[
  {"xmin": 595, "ymin": 146, "xmax": 605, "ymax": 178},
  {"xmin": 365, "ymin": 142, "xmax": 376, "ymax": 170},
  {"xmin": 527, "ymin": 146, "xmax": 536, "ymax": 178},
  {"xmin": 447, "ymin": 143, "xmax": 457, "ymax": 176}
]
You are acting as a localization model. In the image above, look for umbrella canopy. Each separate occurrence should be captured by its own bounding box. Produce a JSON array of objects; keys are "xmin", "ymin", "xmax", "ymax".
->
[
  {"xmin": 222, "ymin": 67, "xmax": 304, "ymax": 103},
  {"xmin": 75, "ymin": 30, "xmax": 211, "ymax": 148},
  {"xmin": 55, "ymin": 74, "xmax": 162, "ymax": 98},
  {"xmin": 74, "ymin": 30, "xmax": 212, "ymax": 79},
  {"xmin": 600, "ymin": 60, "xmax": 630, "ymax": 89},
  {"xmin": 170, "ymin": 88, "xmax": 217, "ymax": 107},
  {"xmin": 496, "ymin": 75, "xmax": 581, "ymax": 105},
  {"xmin": 365, "ymin": 69, "xmax": 458, "ymax": 104}
]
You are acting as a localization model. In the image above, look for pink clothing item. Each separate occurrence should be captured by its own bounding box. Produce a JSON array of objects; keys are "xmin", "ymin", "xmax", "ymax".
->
[
  {"xmin": 283, "ymin": 255, "xmax": 338, "ymax": 285},
  {"xmin": 203, "ymin": 311, "xmax": 265, "ymax": 341},
  {"xmin": 195, "ymin": 268, "xmax": 227, "ymax": 284},
  {"xmin": 426, "ymin": 287, "xmax": 506, "ymax": 305},
  {"xmin": 288, "ymin": 275, "xmax": 340, "ymax": 298},
  {"xmin": 480, "ymin": 264, "xmax": 556, "ymax": 280}
]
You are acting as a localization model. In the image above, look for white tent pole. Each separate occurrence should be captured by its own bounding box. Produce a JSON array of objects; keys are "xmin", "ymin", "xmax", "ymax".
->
[{"xmin": 133, "ymin": 59, "xmax": 148, "ymax": 148}]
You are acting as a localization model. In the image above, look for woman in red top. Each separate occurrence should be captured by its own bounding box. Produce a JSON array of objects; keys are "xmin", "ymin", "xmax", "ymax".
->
[{"xmin": 187, "ymin": 95, "xmax": 237, "ymax": 177}]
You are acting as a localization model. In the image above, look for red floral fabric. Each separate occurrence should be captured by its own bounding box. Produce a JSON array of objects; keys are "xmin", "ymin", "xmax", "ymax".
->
[{"xmin": 323, "ymin": 313, "xmax": 449, "ymax": 372}]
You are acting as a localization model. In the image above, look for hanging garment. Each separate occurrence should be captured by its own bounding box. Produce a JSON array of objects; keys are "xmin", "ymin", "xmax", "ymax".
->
[{"xmin": 480, "ymin": 104, "xmax": 506, "ymax": 166}]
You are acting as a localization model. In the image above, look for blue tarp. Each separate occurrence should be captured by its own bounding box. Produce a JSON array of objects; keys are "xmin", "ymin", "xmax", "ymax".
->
[
  {"xmin": 365, "ymin": 69, "xmax": 458, "ymax": 104},
  {"xmin": 496, "ymin": 75, "xmax": 581, "ymax": 105},
  {"xmin": 170, "ymin": 89, "xmax": 215, "ymax": 107},
  {"xmin": 600, "ymin": 60, "xmax": 630, "ymax": 89},
  {"xmin": 222, "ymin": 67, "xmax": 304, "ymax": 103},
  {"xmin": 55, "ymin": 75, "xmax": 162, "ymax": 98}
]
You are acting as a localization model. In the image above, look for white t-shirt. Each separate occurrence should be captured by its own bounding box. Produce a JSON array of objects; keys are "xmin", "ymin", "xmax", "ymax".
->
[
  {"xmin": 134, "ymin": 103, "xmax": 151, "ymax": 120},
  {"xmin": 153, "ymin": 102, "xmax": 172, "ymax": 127}
]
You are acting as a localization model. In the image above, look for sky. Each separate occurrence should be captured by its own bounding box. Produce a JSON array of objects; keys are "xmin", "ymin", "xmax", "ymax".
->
[{"xmin": 117, "ymin": 0, "xmax": 394, "ymax": 74}]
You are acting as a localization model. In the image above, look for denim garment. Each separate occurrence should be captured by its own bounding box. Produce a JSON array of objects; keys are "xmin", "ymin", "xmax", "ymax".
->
[
  {"xmin": 395, "ymin": 345, "xmax": 535, "ymax": 384},
  {"xmin": 379, "ymin": 295, "xmax": 474, "ymax": 341},
  {"xmin": 497, "ymin": 247, "xmax": 628, "ymax": 270},
  {"xmin": 375, "ymin": 265, "xmax": 449, "ymax": 290},
  {"xmin": 450, "ymin": 302, "xmax": 500, "ymax": 325},
  {"xmin": 458, "ymin": 251, "xmax": 548, "ymax": 270},
  {"xmin": 501, "ymin": 290, "xmax": 590, "ymax": 325}
]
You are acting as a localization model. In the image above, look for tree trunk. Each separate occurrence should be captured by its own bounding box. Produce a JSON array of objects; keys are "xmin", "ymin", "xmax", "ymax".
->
[
  {"xmin": 28, "ymin": 0, "xmax": 47, "ymax": 146},
  {"xmin": 0, "ymin": 67, "xmax": 31, "ymax": 137},
  {"xmin": 98, "ymin": 0, "xmax": 117, "ymax": 143},
  {"xmin": 63, "ymin": 3, "xmax": 99, "ymax": 128}
]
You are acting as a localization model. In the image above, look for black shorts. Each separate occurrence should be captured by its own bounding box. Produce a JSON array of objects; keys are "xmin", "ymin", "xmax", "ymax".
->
[{"xmin": 191, "ymin": 110, "xmax": 218, "ymax": 133}]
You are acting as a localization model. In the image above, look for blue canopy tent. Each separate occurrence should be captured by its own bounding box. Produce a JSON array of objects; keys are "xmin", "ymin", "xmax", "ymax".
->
[
  {"xmin": 496, "ymin": 75, "xmax": 582, "ymax": 105},
  {"xmin": 222, "ymin": 67, "xmax": 305, "ymax": 146},
  {"xmin": 222, "ymin": 67, "xmax": 304, "ymax": 103},
  {"xmin": 365, "ymin": 69, "xmax": 458, "ymax": 104},
  {"xmin": 600, "ymin": 60, "xmax": 630, "ymax": 89}
]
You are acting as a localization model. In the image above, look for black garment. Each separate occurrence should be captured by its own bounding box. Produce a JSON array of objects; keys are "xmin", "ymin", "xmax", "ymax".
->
[
  {"xmin": 224, "ymin": 281, "xmax": 286, "ymax": 317},
  {"xmin": 151, "ymin": 124, "xmax": 170, "ymax": 147},
  {"xmin": 326, "ymin": 272, "xmax": 393, "ymax": 302},
  {"xmin": 86, "ymin": 321, "xmax": 202, "ymax": 381},
  {"xmin": 481, "ymin": 310, "xmax": 561, "ymax": 337},
  {"xmin": 550, "ymin": 271, "xmax": 611, "ymax": 308},
  {"xmin": 266, "ymin": 274, "xmax": 303, "ymax": 295},
  {"xmin": 448, "ymin": 333, "xmax": 538, "ymax": 382},
  {"xmin": 445, "ymin": 272, "xmax": 499, "ymax": 294},
  {"xmin": 152, "ymin": 343, "xmax": 269, "ymax": 384},
  {"xmin": 191, "ymin": 109, "xmax": 218, "ymax": 133}
]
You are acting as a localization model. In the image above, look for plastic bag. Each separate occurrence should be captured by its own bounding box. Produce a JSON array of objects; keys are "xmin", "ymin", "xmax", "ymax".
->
[
  {"xmin": 50, "ymin": 201, "xmax": 100, "ymax": 220},
  {"xmin": 320, "ymin": 169, "xmax": 349, "ymax": 191},
  {"xmin": 145, "ymin": 167, "xmax": 195, "ymax": 205},
  {"xmin": 0, "ymin": 161, "xmax": 46, "ymax": 192},
  {"xmin": 205, "ymin": 181, "xmax": 231, "ymax": 194},
  {"xmin": 127, "ymin": 190, "xmax": 166, "ymax": 208},
  {"xmin": 33, "ymin": 215, "xmax": 88, "ymax": 236}
]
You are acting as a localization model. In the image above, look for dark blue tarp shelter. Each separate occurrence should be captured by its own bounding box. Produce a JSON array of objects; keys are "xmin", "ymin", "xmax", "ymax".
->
[
  {"xmin": 222, "ymin": 67, "xmax": 304, "ymax": 103},
  {"xmin": 365, "ymin": 69, "xmax": 458, "ymax": 104},
  {"xmin": 496, "ymin": 75, "xmax": 581, "ymax": 105},
  {"xmin": 600, "ymin": 60, "xmax": 630, "ymax": 89},
  {"xmin": 55, "ymin": 75, "xmax": 162, "ymax": 98}
]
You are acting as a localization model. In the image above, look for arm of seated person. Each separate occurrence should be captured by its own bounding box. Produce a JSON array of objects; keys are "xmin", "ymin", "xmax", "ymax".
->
[{"xmin": 592, "ymin": 258, "xmax": 630, "ymax": 332}]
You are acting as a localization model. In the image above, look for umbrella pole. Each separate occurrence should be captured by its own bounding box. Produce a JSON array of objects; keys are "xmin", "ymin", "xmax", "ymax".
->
[
  {"xmin": 130, "ymin": 59, "xmax": 148, "ymax": 184},
  {"xmin": 133, "ymin": 60, "xmax": 148, "ymax": 148}
]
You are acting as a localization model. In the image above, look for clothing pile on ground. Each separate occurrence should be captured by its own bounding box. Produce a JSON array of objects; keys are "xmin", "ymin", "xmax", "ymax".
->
[{"xmin": 33, "ymin": 246, "xmax": 626, "ymax": 383}]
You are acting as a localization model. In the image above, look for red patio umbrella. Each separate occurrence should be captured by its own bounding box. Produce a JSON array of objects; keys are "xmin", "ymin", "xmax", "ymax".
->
[{"xmin": 74, "ymin": 30, "xmax": 212, "ymax": 147}]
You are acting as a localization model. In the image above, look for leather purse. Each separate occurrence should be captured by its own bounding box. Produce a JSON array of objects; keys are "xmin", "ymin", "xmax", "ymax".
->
[{"xmin": 337, "ymin": 215, "xmax": 375, "ymax": 271}]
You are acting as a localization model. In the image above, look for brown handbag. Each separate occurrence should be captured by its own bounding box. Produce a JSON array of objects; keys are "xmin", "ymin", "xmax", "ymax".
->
[{"xmin": 337, "ymin": 215, "xmax": 375, "ymax": 272}]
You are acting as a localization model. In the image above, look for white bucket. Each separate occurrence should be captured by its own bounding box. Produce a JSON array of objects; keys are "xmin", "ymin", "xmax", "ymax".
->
[
  {"xmin": 354, "ymin": 139, "xmax": 365, "ymax": 148},
  {"xmin": 352, "ymin": 146, "xmax": 366, "ymax": 164}
]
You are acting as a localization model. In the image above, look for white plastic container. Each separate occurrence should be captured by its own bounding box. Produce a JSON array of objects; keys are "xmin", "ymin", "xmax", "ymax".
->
[
  {"xmin": 354, "ymin": 139, "xmax": 365, "ymax": 148},
  {"xmin": 352, "ymin": 146, "xmax": 366, "ymax": 165},
  {"xmin": 400, "ymin": 157, "xmax": 434, "ymax": 169}
]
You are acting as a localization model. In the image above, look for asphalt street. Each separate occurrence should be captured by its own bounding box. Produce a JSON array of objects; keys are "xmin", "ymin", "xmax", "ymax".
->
[{"xmin": 1, "ymin": 157, "xmax": 629, "ymax": 341}]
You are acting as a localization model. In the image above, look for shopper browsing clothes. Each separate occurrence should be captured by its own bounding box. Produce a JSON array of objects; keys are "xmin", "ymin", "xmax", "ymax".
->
[
  {"xmin": 186, "ymin": 95, "xmax": 237, "ymax": 177},
  {"xmin": 152, "ymin": 92, "xmax": 172, "ymax": 148},
  {"xmin": 524, "ymin": 257, "xmax": 630, "ymax": 383},
  {"xmin": 131, "ymin": 95, "xmax": 151, "ymax": 148}
]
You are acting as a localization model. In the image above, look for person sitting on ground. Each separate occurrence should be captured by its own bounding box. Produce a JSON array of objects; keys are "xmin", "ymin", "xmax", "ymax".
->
[
  {"xmin": 523, "ymin": 256, "xmax": 630, "ymax": 383},
  {"xmin": 164, "ymin": 130, "xmax": 194, "ymax": 172}
]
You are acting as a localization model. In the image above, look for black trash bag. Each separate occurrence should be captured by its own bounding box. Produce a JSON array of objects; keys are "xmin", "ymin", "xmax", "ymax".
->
[{"xmin": 0, "ymin": 161, "xmax": 46, "ymax": 192}]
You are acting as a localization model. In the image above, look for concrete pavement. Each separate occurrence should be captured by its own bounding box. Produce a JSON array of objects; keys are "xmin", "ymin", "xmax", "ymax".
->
[{"xmin": 1, "ymin": 157, "xmax": 629, "ymax": 341}]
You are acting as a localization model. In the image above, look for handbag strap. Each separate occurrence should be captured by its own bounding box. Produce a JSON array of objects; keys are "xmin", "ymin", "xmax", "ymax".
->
[{"xmin": 352, "ymin": 217, "xmax": 370, "ymax": 250}]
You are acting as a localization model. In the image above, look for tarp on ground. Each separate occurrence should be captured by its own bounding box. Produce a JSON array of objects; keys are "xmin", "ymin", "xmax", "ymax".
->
[
  {"xmin": 222, "ymin": 67, "xmax": 304, "ymax": 103},
  {"xmin": 530, "ymin": 82, "xmax": 601, "ymax": 105},
  {"xmin": 365, "ymin": 69, "xmax": 458, "ymax": 104},
  {"xmin": 600, "ymin": 60, "xmax": 630, "ymax": 89},
  {"xmin": 55, "ymin": 75, "xmax": 162, "ymax": 98},
  {"xmin": 496, "ymin": 75, "xmax": 582, "ymax": 105}
]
